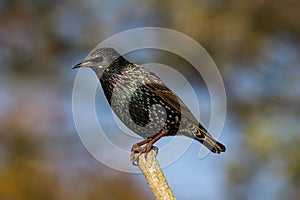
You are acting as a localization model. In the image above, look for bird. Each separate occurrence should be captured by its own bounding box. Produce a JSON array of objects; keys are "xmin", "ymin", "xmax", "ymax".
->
[{"xmin": 72, "ymin": 47, "xmax": 226, "ymax": 163}]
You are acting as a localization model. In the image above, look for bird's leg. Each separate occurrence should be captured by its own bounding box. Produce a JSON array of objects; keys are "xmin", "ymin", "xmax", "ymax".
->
[{"xmin": 130, "ymin": 130, "xmax": 167, "ymax": 165}]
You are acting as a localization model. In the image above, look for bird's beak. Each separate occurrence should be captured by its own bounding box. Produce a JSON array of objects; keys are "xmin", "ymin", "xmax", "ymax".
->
[{"xmin": 72, "ymin": 60, "xmax": 92, "ymax": 69}]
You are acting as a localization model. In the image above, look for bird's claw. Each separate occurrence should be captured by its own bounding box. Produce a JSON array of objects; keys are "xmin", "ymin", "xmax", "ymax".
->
[
  {"xmin": 130, "ymin": 144, "xmax": 143, "ymax": 166},
  {"xmin": 151, "ymin": 146, "xmax": 159, "ymax": 156},
  {"xmin": 130, "ymin": 144, "xmax": 158, "ymax": 166}
]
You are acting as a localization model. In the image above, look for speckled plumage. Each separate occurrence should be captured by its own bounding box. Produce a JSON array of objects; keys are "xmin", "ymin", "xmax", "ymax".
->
[{"xmin": 73, "ymin": 47, "xmax": 226, "ymax": 159}]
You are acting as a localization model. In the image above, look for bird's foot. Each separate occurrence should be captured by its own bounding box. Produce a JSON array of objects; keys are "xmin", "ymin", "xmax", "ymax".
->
[
  {"xmin": 130, "ymin": 143, "xmax": 158, "ymax": 166},
  {"xmin": 130, "ymin": 131, "xmax": 166, "ymax": 165}
]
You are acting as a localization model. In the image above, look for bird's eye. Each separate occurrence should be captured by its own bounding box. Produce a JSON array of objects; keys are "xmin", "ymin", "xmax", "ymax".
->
[{"xmin": 92, "ymin": 56, "xmax": 103, "ymax": 63}]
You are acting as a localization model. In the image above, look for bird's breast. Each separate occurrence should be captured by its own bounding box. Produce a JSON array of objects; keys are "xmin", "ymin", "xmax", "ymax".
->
[{"xmin": 100, "ymin": 67, "xmax": 182, "ymax": 138}]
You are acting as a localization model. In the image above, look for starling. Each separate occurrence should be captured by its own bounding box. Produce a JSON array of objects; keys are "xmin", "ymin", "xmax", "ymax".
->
[{"xmin": 73, "ymin": 47, "xmax": 226, "ymax": 163}]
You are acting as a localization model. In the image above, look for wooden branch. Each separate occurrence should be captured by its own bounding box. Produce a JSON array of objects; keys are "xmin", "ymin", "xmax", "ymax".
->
[{"xmin": 137, "ymin": 150, "xmax": 176, "ymax": 200}]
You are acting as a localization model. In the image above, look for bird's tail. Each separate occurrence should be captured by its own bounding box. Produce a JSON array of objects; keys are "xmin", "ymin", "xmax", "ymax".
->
[{"xmin": 194, "ymin": 126, "xmax": 226, "ymax": 154}]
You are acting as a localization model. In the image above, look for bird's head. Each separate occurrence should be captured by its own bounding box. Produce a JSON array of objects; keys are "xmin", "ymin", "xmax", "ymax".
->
[{"xmin": 72, "ymin": 47, "xmax": 121, "ymax": 72}]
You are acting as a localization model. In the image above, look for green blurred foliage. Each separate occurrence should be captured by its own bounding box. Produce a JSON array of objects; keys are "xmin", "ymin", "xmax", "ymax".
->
[{"xmin": 1, "ymin": 0, "xmax": 300, "ymax": 199}]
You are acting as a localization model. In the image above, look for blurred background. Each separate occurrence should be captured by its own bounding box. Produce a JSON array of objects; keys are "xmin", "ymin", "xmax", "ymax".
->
[{"xmin": 1, "ymin": 0, "xmax": 300, "ymax": 199}]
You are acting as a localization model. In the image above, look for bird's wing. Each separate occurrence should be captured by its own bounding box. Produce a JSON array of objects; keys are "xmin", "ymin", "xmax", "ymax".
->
[{"xmin": 138, "ymin": 74, "xmax": 198, "ymax": 125}]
